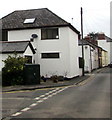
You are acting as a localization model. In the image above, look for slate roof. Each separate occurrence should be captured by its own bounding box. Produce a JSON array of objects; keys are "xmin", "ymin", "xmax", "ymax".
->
[
  {"xmin": 105, "ymin": 36, "xmax": 112, "ymax": 42},
  {"xmin": 78, "ymin": 39, "xmax": 101, "ymax": 49},
  {"xmin": 1, "ymin": 8, "xmax": 79, "ymax": 34},
  {"xmin": 0, "ymin": 41, "xmax": 35, "ymax": 54}
]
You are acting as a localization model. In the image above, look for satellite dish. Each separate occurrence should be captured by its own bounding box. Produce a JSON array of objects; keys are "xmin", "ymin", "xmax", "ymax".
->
[{"xmin": 31, "ymin": 34, "xmax": 38, "ymax": 38}]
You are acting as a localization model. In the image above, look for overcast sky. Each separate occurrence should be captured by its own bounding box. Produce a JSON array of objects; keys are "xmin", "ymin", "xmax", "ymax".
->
[{"xmin": 0, "ymin": 0, "xmax": 111, "ymax": 37}]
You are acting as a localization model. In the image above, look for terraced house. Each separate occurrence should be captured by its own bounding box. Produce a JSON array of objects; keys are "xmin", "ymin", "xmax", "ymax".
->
[{"xmin": 1, "ymin": 8, "xmax": 82, "ymax": 78}]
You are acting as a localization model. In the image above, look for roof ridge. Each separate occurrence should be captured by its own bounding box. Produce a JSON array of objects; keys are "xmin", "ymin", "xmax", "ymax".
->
[{"xmin": 14, "ymin": 8, "xmax": 47, "ymax": 12}]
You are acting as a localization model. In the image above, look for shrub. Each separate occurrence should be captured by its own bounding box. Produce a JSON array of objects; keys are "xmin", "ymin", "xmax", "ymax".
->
[
  {"xmin": 50, "ymin": 75, "xmax": 58, "ymax": 83},
  {"xmin": 2, "ymin": 53, "xmax": 27, "ymax": 86}
]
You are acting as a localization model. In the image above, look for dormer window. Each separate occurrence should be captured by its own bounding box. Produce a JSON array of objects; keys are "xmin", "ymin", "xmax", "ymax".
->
[{"xmin": 24, "ymin": 18, "xmax": 35, "ymax": 24}]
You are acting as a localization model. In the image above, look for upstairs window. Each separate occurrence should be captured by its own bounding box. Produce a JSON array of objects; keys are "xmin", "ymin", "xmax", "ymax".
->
[
  {"xmin": 41, "ymin": 28, "xmax": 59, "ymax": 40},
  {"xmin": 24, "ymin": 18, "xmax": 35, "ymax": 24}
]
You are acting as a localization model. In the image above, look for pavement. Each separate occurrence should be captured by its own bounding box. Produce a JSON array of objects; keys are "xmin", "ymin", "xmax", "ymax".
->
[{"xmin": 2, "ymin": 68, "xmax": 102, "ymax": 92}]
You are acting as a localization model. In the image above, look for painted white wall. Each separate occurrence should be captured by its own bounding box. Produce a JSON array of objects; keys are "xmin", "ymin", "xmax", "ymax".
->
[
  {"xmin": 23, "ymin": 45, "xmax": 34, "ymax": 63},
  {"xmin": 98, "ymin": 40, "xmax": 110, "ymax": 64},
  {"xmin": 8, "ymin": 29, "xmax": 39, "ymax": 41},
  {"xmin": 84, "ymin": 45, "xmax": 91, "ymax": 72},
  {"xmin": 79, "ymin": 45, "xmax": 99, "ymax": 73},
  {"xmin": 8, "ymin": 27, "xmax": 80, "ymax": 78},
  {"xmin": 91, "ymin": 48, "xmax": 99, "ymax": 70},
  {"xmin": 68, "ymin": 28, "xmax": 80, "ymax": 77},
  {"xmin": 37, "ymin": 27, "xmax": 71, "ymax": 78}
]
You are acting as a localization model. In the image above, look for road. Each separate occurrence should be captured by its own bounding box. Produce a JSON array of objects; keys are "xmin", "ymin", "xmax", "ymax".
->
[{"xmin": 2, "ymin": 67, "xmax": 111, "ymax": 119}]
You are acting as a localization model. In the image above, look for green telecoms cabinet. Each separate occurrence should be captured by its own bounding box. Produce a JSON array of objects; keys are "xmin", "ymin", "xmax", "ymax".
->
[{"xmin": 24, "ymin": 64, "xmax": 40, "ymax": 85}]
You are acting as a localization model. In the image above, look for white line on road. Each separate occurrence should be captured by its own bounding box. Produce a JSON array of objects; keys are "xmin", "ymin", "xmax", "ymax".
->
[
  {"xmin": 52, "ymin": 92, "xmax": 57, "ymax": 96},
  {"xmin": 10, "ymin": 87, "xmax": 67, "ymax": 117},
  {"xmin": 37, "ymin": 100, "xmax": 44, "ymax": 103},
  {"xmin": 45, "ymin": 93, "xmax": 50, "ymax": 95},
  {"xmin": 30, "ymin": 103, "xmax": 38, "ymax": 107},
  {"xmin": 21, "ymin": 107, "xmax": 30, "ymax": 112},
  {"xmin": 11, "ymin": 112, "xmax": 22, "ymax": 116},
  {"xmin": 40, "ymin": 95, "xmax": 46, "ymax": 97},
  {"xmin": 47, "ymin": 95, "xmax": 53, "ymax": 98},
  {"xmin": 42, "ymin": 97, "xmax": 48, "ymax": 100},
  {"xmin": 35, "ymin": 97, "xmax": 40, "ymax": 100}
]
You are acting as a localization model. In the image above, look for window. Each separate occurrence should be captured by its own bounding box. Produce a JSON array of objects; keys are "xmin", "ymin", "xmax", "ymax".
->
[
  {"xmin": 41, "ymin": 53, "xmax": 60, "ymax": 59},
  {"xmin": 24, "ymin": 18, "xmax": 35, "ymax": 24},
  {"xmin": 25, "ymin": 56, "xmax": 32, "ymax": 63},
  {"xmin": 41, "ymin": 28, "xmax": 59, "ymax": 40}
]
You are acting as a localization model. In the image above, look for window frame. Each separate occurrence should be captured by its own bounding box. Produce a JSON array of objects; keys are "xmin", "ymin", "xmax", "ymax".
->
[
  {"xmin": 24, "ymin": 18, "xmax": 35, "ymax": 24},
  {"xmin": 41, "ymin": 53, "xmax": 60, "ymax": 59},
  {"xmin": 41, "ymin": 28, "xmax": 59, "ymax": 40}
]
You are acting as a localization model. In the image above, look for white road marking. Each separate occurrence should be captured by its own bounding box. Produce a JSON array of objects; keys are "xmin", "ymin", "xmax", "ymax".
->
[
  {"xmin": 10, "ymin": 87, "xmax": 67, "ymax": 117},
  {"xmin": 52, "ymin": 92, "xmax": 57, "ymax": 95},
  {"xmin": 58, "ymin": 89, "xmax": 64, "ymax": 92},
  {"xmin": 42, "ymin": 97, "xmax": 48, "ymax": 100},
  {"xmin": 48, "ymin": 94, "xmax": 53, "ymax": 98},
  {"xmin": 51, "ymin": 89, "xmax": 58, "ymax": 92},
  {"xmin": 45, "ymin": 93, "xmax": 50, "ymax": 95},
  {"xmin": 12, "ymin": 112, "xmax": 22, "ymax": 116},
  {"xmin": 48, "ymin": 91, "xmax": 54, "ymax": 93},
  {"xmin": 35, "ymin": 97, "xmax": 40, "ymax": 100},
  {"xmin": 37, "ymin": 100, "xmax": 44, "ymax": 103},
  {"xmin": 21, "ymin": 107, "xmax": 30, "ymax": 112},
  {"xmin": 30, "ymin": 103, "xmax": 38, "ymax": 107},
  {"xmin": 40, "ymin": 95, "xmax": 46, "ymax": 97}
]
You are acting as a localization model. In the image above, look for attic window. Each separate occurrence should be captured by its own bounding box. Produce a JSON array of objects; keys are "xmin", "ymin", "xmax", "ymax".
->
[{"xmin": 24, "ymin": 18, "xmax": 35, "ymax": 24}]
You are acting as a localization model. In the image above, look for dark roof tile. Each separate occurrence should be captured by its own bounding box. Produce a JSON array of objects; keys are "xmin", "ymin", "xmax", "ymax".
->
[
  {"xmin": 1, "ymin": 8, "xmax": 79, "ymax": 34},
  {"xmin": 2, "ymin": 8, "xmax": 68, "ymax": 29},
  {"xmin": 0, "ymin": 41, "xmax": 35, "ymax": 54}
]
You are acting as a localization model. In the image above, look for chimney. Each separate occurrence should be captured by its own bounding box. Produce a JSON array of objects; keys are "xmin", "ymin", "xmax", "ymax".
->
[{"xmin": 98, "ymin": 33, "xmax": 105, "ymax": 40}]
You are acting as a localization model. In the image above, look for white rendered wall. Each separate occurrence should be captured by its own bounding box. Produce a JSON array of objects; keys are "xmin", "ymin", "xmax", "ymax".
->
[
  {"xmin": 8, "ymin": 29, "xmax": 39, "ymax": 41},
  {"xmin": 84, "ymin": 45, "xmax": 91, "ymax": 72},
  {"xmin": 37, "ymin": 27, "xmax": 71, "ymax": 78},
  {"xmin": 68, "ymin": 28, "xmax": 80, "ymax": 77},
  {"xmin": 23, "ymin": 45, "xmax": 34, "ymax": 63},
  {"xmin": 8, "ymin": 27, "xmax": 80, "ymax": 78},
  {"xmin": 79, "ymin": 45, "xmax": 99, "ymax": 73},
  {"xmin": 98, "ymin": 40, "xmax": 110, "ymax": 64}
]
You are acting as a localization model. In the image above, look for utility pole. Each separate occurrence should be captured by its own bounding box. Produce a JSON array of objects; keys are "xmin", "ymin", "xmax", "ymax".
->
[{"xmin": 81, "ymin": 7, "xmax": 85, "ymax": 76}]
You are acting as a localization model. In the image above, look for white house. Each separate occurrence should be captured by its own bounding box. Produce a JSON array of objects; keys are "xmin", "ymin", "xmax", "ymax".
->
[
  {"xmin": 0, "ymin": 41, "xmax": 35, "ymax": 71},
  {"xmin": 97, "ymin": 33, "xmax": 112, "ymax": 64},
  {"xmin": 78, "ymin": 39, "xmax": 99, "ymax": 73},
  {"xmin": 1, "ymin": 8, "xmax": 81, "ymax": 78}
]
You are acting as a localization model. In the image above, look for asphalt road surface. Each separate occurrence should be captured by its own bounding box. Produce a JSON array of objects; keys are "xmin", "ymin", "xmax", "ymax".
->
[{"xmin": 2, "ymin": 67, "xmax": 111, "ymax": 119}]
